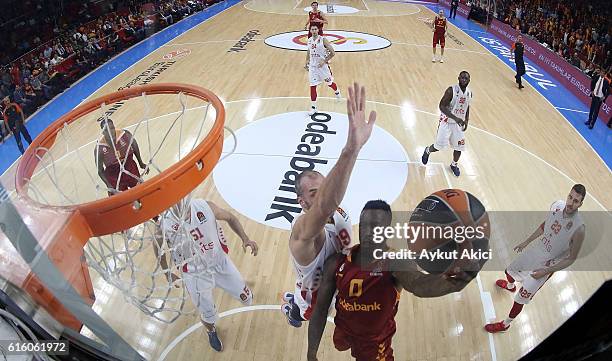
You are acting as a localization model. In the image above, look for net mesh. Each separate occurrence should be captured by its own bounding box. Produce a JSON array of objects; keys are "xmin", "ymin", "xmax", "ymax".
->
[{"xmin": 22, "ymin": 89, "xmax": 233, "ymax": 323}]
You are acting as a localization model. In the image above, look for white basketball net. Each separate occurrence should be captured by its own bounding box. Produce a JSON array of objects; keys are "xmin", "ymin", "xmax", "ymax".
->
[{"xmin": 22, "ymin": 90, "xmax": 235, "ymax": 323}]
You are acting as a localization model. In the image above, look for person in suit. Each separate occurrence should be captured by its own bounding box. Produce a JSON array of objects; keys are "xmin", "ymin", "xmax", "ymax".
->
[
  {"xmin": 511, "ymin": 35, "xmax": 526, "ymax": 89},
  {"xmin": 450, "ymin": 0, "xmax": 459, "ymax": 19},
  {"xmin": 585, "ymin": 68, "xmax": 609, "ymax": 129}
]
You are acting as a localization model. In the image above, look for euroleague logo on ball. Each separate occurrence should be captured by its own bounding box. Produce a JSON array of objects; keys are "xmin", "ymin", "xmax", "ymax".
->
[
  {"xmin": 213, "ymin": 111, "xmax": 408, "ymax": 230},
  {"xmin": 163, "ymin": 48, "xmax": 192, "ymax": 60},
  {"xmin": 265, "ymin": 31, "xmax": 391, "ymax": 52}
]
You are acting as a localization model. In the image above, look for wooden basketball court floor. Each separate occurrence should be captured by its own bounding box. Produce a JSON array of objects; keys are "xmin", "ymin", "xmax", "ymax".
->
[{"xmin": 2, "ymin": 1, "xmax": 611, "ymax": 360}]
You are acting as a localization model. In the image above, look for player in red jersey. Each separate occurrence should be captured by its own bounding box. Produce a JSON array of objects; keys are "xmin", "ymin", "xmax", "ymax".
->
[
  {"xmin": 307, "ymin": 200, "xmax": 479, "ymax": 361},
  {"xmin": 305, "ymin": 1, "xmax": 327, "ymax": 38},
  {"xmin": 95, "ymin": 118, "xmax": 148, "ymax": 196},
  {"xmin": 432, "ymin": 9, "xmax": 448, "ymax": 63}
]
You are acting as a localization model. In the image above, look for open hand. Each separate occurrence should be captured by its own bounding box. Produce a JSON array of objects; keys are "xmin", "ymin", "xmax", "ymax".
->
[
  {"xmin": 513, "ymin": 242, "xmax": 526, "ymax": 253},
  {"xmin": 243, "ymin": 239, "xmax": 259, "ymax": 256},
  {"xmin": 346, "ymin": 82, "xmax": 377, "ymax": 150}
]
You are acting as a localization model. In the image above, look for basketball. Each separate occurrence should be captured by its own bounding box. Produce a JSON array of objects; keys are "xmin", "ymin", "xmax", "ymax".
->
[{"xmin": 408, "ymin": 189, "xmax": 490, "ymax": 276}]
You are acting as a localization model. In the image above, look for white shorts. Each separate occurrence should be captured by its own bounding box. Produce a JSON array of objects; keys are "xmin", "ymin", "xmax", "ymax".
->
[
  {"xmin": 435, "ymin": 120, "xmax": 466, "ymax": 152},
  {"xmin": 293, "ymin": 287, "xmax": 336, "ymax": 320},
  {"xmin": 309, "ymin": 63, "xmax": 334, "ymax": 86},
  {"xmin": 506, "ymin": 252, "xmax": 553, "ymax": 305},
  {"xmin": 182, "ymin": 256, "xmax": 253, "ymax": 323}
]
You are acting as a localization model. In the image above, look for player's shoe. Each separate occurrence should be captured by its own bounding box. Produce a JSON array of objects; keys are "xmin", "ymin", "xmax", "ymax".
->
[
  {"xmin": 335, "ymin": 91, "xmax": 341, "ymax": 102},
  {"xmin": 207, "ymin": 329, "xmax": 223, "ymax": 352},
  {"xmin": 484, "ymin": 321, "xmax": 510, "ymax": 333},
  {"xmin": 450, "ymin": 163, "xmax": 460, "ymax": 177},
  {"xmin": 439, "ymin": 57, "xmax": 444, "ymax": 63},
  {"xmin": 282, "ymin": 292, "xmax": 295, "ymax": 303},
  {"xmin": 308, "ymin": 105, "xmax": 318, "ymax": 115},
  {"xmin": 421, "ymin": 148, "xmax": 430, "ymax": 165},
  {"xmin": 432, "ymin": 56, "xmax": 437, "ymax": 63},
  {"xmin": 495, "ymin": 279, "xmax": 516, "ymax": 292},
  {"xmin": 282, "ymin": 303, "xmax": 302, "ymax": 328}
]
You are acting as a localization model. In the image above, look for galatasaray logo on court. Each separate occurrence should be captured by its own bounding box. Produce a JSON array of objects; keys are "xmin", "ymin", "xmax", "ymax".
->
[
  {"xmin": 265, "ymin": 31, "xmax": 391, "ymax": 52},
  {"xmin": 213, "ymin": 111, "xmax": 408, "ymax": 230}
]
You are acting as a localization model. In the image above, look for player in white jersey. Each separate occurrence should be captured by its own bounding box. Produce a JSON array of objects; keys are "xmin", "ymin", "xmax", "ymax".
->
[
  {"xmin": 285, "ymin": 207, "xmax": 352, "ymax": 324},
  {"xmin": 421, "ymin": 71, "xmax": 472, "ymax": 177},
  {"xmin": 305, "ymin": 23, "xmax": 341, "ymax": 115},
  {"xmin": 282, "ymin": 82, "xmax": 377, "ymax": 327},
  {"xmin": 158, "ymin": 197, "xmax": 258, "ymax": 351},
  {"xmin": 485, "ymin": 184, "xmax": 586, "ymax": 333}
]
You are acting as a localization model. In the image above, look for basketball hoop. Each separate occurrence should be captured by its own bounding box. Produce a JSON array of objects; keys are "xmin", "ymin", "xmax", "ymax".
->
[
  {"xmin": 16, "ymin": 83, "xmax": 225, "ymax": 235},
  {"xmin": 7, "ymin": 83, "xmax": 226, "ymax": 325}
]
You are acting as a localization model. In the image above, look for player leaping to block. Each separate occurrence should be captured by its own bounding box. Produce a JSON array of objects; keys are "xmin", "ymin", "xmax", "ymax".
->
[{"xmin": 305, "ymin": 23, "xmax": 341, "ymax": 115}]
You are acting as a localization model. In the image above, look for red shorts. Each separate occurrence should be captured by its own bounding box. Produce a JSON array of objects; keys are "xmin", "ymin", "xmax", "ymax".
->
[
  {"xmin": 104, "ymin": 157, "xmax": 140, "ymax": 193},
  {"xmin": 433, "ymin": 32, "xmax": 446, "ymax": 47},
  {"xmin": 333, "ymin": 326, "xmax": 394, "ymax": 361}
]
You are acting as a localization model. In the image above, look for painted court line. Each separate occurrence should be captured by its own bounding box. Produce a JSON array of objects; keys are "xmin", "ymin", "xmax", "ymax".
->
[
  {"xmin": 440, "ymin": 164, "xmax": 498, "ymax": 361},
  {"xmin": 555, "ymin": 107, "xmax": 589, "ymax": 114},
  {"xmin": 394, "ymin": 42, "xmax": 491, "ymax": 55}
]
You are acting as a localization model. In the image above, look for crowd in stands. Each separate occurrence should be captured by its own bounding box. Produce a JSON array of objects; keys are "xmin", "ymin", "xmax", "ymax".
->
[
  {"xmin": 1, "ymin": 0, "xmax": 221, "ymax": 142},
  {"xmin": 495, "ymin": 0, "xmax": 612, "ymax": 74}
]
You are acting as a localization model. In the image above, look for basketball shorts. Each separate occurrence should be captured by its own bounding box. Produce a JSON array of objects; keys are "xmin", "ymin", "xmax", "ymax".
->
[
  {"xmin": 433, "ymin": 33, "xmax": 446, "ymax": 47},
  {"xmin": 182, "ymin": 255, "xmax": 253, "ymax": 323},
  {"xmin": 506, "ymin": 252, "xmax": 554, "ymax": 305},
  {"xmin": 435, "ymin": 120, "xmax": 465, "ymax": 151},
  {"xmin": 333, "ymin": 325, "xmax": 395, "ymax": 361},
  {"xmin": 104, "ymin": 158, "xmax": 140, "ymax": 192},
  {"xmin": 309, "ymin": 64, "xmax": 334, "ymax": 86}
]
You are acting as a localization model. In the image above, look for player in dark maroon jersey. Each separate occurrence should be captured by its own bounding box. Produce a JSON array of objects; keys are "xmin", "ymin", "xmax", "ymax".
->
[
  {"xmin": 95, "ymin": 118, "xmax": 148, "ymax": 195},
  {"xmin": 432, "ymin": 9, "xmax": 448, "ymax": 63},
  {"xmin": 307, "ymin": 200, "xmax": 479, "ymax": 361},
  {"xmin": 305, "ymin": 1, "xmax": 327, "ymax": 38}
]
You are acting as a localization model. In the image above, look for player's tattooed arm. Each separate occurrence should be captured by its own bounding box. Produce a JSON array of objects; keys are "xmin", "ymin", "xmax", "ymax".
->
[
  {"xmin": 514, "ymin": 221, "xmax": 545, "ymax": 252},
  {"xmin": 307, "ymin": 253, "xmax": 340, "ymax": 361},
  {"xmin": 292, "ymin": 83, "xmax": 376, "ymax": 244},
  {"xmin": 323, "ymin": 38, "xmax": 335, "ymax": 64},
  {"xmin": 532, "ymin": 225, "xmax": 585, "ymax": 278},
  {"xmin": 439, "ymin": 87, "xmax": 464, "ymax": 126},
  {"xmin": 208, "ymin": 201, "xmax": 259, "ymax": 256},
  {"xmin": 391, "ymin": 259, "xmax": 476, "ymax": 297}
]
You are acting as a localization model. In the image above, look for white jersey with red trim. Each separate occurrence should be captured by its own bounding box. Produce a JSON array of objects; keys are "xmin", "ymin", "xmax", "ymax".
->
[
  {"xmin": 440, "ymin": 84, "xmax": 472, "ymax": 124},
  {"xmin": 161, "ymin": 199, "xmax": 230, "ymax": 273},
  {"xmin": 531, "ymin": 200, "xmax": 583, "ymax": 267},
  {"xmin": 308, "ymin": 35, "xmax": 327, "ymax": 67},
  {"xmin": 290, "ymin": 207, "xmax": 352, "ymax": 319}
]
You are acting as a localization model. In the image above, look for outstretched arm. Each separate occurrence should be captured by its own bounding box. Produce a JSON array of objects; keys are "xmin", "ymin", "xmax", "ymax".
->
[
  {"xmin": 307, "ymin": 253, "xmax": 340, "ymax": 361},
  {"xmin": 391, "ymin": 258, "xmax": 476, "ymax": 297},
  {"xmin": 292, "ymin": 83, "xmax": 376, "ymax": 243},
  {"xmin": 209, "ymin": 201, "xmax": 258, "ymax": 255}
]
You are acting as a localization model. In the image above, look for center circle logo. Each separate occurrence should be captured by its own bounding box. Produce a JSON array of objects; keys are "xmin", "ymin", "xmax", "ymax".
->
[
  {"xmin": 265, "ymin": 31, "xmax": 391, "ymax": 52},
  {"xmin": 213, "ymin": 111, "xmax": 408, "ymax": 230},
  {"xmin": 303, "ymin": 5, "xmax": 359, "ymax": 14}
]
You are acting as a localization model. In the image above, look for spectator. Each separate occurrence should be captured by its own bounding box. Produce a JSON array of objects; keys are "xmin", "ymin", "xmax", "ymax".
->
[{"xmin": 2, "ymin": 96, "xmax": 33, "ymax": 154}]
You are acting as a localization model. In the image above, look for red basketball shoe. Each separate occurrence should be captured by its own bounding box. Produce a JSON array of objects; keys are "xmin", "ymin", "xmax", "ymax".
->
[
  {"xmin": 485, "ymin": 321, "xmax": 510, "ymax": 333},
  {"xmin": 496, "ymin": 279, "xmax": 516, "ymax": 292}
]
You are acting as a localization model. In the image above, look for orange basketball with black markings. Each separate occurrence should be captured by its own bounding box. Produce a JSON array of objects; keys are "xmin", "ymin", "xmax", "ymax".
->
[{"xmin": 408, "ymin": 189, "xmax": 490, "ymax": 275}]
